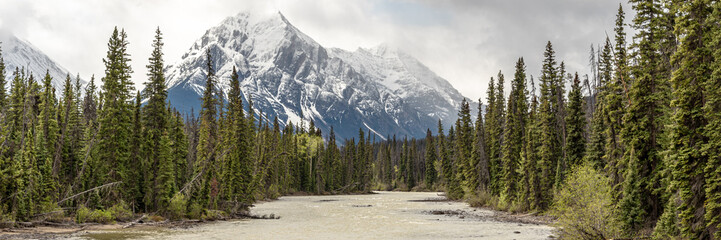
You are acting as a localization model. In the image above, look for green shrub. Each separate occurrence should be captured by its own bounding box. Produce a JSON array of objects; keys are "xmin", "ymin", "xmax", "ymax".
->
[
  {"xmin": 38, "ymin": 202, "xmax": 65, "ymax": 222},
  {"xmin": 76, "ymin": 201, "xmax": 132, "ymax": 224},
  {"xmin": 202, "ymin": 209, "xmax": 228, "ymax": 221},
  {"xmin": 445, "ymin": 180, "xmax": 464, "ymax": 200},
  {"xmin": 108, "ymin": 201, "xmax": 133, "ymax": 221},
  {"xmin": 76, "ymin": 206, "xmax": 91, "ymax": 223},
  {"xmin": 550, "ymin": 164, "xmax": 622, "ymax": 240},
  {"xmin": 467, "ymin": 190, "xmax": 497, "ymax": 208},
  {"xmin": 267, "ymin": 184, "xmax": 281, "ymax": 199},
  {"xmin": 188, "ymin": 202, "xmax": 202, "ymax": 220},
  {"xmin": 168, "ymin": 193, "xmax": 188, "ymax": 220},
  {"xmin": 88, "ymin": 209, "xmax": 113, "ymax": 224}
]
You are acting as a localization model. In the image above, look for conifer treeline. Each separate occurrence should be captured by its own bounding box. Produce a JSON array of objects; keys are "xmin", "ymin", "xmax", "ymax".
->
[
  {"xmin": 375, "ymin": 1, "xmax": 719, "ymax": 238},
  {"xmin": 0, "ymin": 27, "xmax": 380, "ymax": 223}
]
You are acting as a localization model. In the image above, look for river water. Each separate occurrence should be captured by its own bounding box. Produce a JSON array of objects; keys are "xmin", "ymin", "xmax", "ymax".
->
[{"xmin": 75, "ymin": 191, "xmax": 554, "ymax": 240}]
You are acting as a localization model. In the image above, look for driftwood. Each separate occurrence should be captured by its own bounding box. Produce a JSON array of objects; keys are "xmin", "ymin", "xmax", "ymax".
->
[
  {"xmin": 332, "ymin": 182, "xmax": 358, "ymax": 194},
  {"xmin": 57, "ymin": 181, "xmax": 122, "ymax": 205},
  {"xmin": 231, "ymin": 212, "xmax": 280, "ymax": 220},
  {"xmin": 31, "ymin": 210, "xmax": 64, "ymax": 219},
  {"xmin": 122, "ymin": 214, "xmax": 147, "ymax": 229}
]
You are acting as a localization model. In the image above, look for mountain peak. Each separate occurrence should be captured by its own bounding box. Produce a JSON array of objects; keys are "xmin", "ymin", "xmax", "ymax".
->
[
  {"xmin": 369, "ymin": 42, "xmax": 400, "ymax": 58},
  {"xmin": 166, "ymin": 11, "xmax": 470, "ymax": 141},
  {"xmin": 225, "ymin": 10, "xmax": 288, "ymax": 27},
  {"xmin": 1, "ymin": 33, "xmax": 83, "ymax": 90}
]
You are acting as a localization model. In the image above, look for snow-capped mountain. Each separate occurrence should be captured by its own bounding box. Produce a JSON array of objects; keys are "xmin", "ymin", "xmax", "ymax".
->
[
  {"xmin": 166, "ymin": 11, "xmax": 472, "ymax": 141},
  {"xmin": 1, "ymin": 34, "xmax": 81, "ymax": 90}
]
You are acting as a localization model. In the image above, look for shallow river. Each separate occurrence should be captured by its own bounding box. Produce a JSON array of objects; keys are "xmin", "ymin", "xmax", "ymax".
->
[{"xmin": 76, "ymin": 191, "xmax": 553, "ymax": 240}]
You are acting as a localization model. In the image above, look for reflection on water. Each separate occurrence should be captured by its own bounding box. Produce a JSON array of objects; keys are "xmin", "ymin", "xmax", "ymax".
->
[{"xmin": 75, "ymin": 191, "xmax": 553, "ymax": 240}]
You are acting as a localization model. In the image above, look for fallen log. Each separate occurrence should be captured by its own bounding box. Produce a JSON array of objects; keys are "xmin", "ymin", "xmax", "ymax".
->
[{"xmin": 122, "ymin": 214, "xmax": 147, "ymax": 229}]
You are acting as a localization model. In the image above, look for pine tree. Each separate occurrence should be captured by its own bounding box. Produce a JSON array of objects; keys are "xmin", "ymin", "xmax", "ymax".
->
[
  {"xmin": 58, "ymin": 74, "xmax": 81, "ymax": 187},
  {"xmin": 129, "ymin": 92, "xmax": 144, "ymax": 209},
  {"xmin": 500, "ymin": 58, "xmax": 528, "ymax": 204},
  {"xmin": 328, "ymin": 126, "xmax": 341, "ymax": 190},
  {"xmin": 408, "ymin": 139, "xmax": 417, "ymax": 189},
  {"xmin": 585, "ymin": 39, "xmax": 612, "ymax": 170},
  {"xmin": 456, "ymin": 99, "xmax": 474, "ymax": 195},
  {"xmin": 553, "ymin": 62, "xmax": 568, "ymax": 189},
  {"xmin": 96, "ymin": 27, "xmax": 135, "ymax": 203},
  {"xmin": 437, "ymin": 120, "xmax": 450, "ymax": 185},
  {"xmin": 704, "ymin": 2, "xmax": 721, "ymax": 238},
  {"xmin": 195, "ymin": 48, "xmax": 219, "ymax": 208},
  {"xmin": 140, "ymin": 28, "xmax": 173, "ymax": 211},
  {"xmin": 617, "ymin": 0, "xmax": 671, "ymax": 232},
  {"xmin": 36, "ymin": 71, "xmax": 59, "ymax": 207},
  {"xmin": 0, "ymin": 44, "xmax": 6, "ymax": 109},
  {"xmin": 605, "ymin": 5, "xmax": 629, "ymax": 192},
  {"xmin": 170, "ymin": 111, "xmax": 189, "ymax": 192},
  {"xmin": 224, "ymin": 66, "xmax": 253, "ymax": 206},
  {"xmin": 450, "ymin": 125, "xmax": 465, "ymax": 200},
  {"xmin": 484, "ymin": 77, "xmax": 498, "ymax": 194},
  {"xmin": 424, "ymin": 129, "xmax": 437, "ymax": 188},
  {"xmin": 656, "ymin": 1, "xmax": 713, "ymax": 238},
  {"xmin": 79, "ymin": 75, "xmax": 102, "ymax": 208},
  {"xmin": 472, "ymin": 101, "xmax": 489, "ymax": 192},
  {"xmin": 537, "ymin": 41, "xmax": 561, "ymax": 209},
  {"xmin": 565, "ymin": 73, "xmax": 586, "ymax": 169},
  {"xmin": 14, "ymin": 74, "xmax": 41, "ymax": 220},
  {"xmin": 83, "ymin": 75, "xmax": 98, "ymax": 129},
  {"xmin": 520, "ymin": 76, "xmax": 542, "ymax": 210}
]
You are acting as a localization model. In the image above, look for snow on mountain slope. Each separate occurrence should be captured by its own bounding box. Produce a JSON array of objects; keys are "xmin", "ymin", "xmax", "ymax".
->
[
  {"xmin": 328, "ymin": 44, "xmax": 466, "ymax": 123},
  {"xmin": 165, "ymin": 11, "xmax": 473, "ymax": 141},
  {"xmin": 1, "ymin": 35, "xmax": 82, "ymax": 90}
]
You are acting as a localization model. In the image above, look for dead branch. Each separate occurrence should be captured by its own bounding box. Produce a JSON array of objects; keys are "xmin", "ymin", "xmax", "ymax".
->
[{"xmin": 57, "ymin": 181, "xmax": 122, "ymax": 205}]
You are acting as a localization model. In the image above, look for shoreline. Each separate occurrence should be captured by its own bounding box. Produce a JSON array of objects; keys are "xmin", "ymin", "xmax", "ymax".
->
[
  {"xmin": 0, "ymin": 191, "xmax": 553, "ymax": 239},
  {"xmin": 0, "ymin": 217, "xmax": 227, "ymax": 239}
]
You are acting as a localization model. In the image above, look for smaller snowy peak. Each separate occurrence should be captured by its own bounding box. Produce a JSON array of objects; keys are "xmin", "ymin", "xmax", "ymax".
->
[
  {"xmin": 369, "ymin": 42, "xmax": 400, "ymax": 59},
  {"xmin": 1, "ymin": 34, "xmax": 82, "ymax": 90},
  {"xmin": 329, "ymin": 43, "xmax": 462, "ymax": 102}
]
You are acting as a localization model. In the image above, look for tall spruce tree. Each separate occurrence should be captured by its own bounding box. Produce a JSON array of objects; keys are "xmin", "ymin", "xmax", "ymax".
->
[
  {"xmin": 656, "ymin": 1, "xmax": 712, "ymax": 238},
  {"xmin": 500, "ymin": 58, "xmax": 528, "ymax": 204},
  {"xmin": 617, "ymin": 0, "xmax": 670, "ymax": 232},
  {"xmin": 445, "ymin": 126, "xmax": 463, "ymax": 200},
  {"xmin": 141, "ymin": 28, "xmax": 173, "ymax": 211},
  {"xmin": 553, "ymin": 62, "xmax": 568, "ymax": 189},
  {"xmin": 37, "ymin": 71, "xmax": 59, "ymax": 206},
  {"xmin": 195, "ymin": 48, "xmax": 219, "ymax": 208},
  {"xmin": 484, "ymin": 77, "xmax": 501, "ymax": 195},
  {"xmin": 565, "ymin": 73, "xmax": 586, "ymax": 169},
  {"xmin": 472, "ymin": 101, "xmax": 489, "ymax": 192},
  {"xmin": 58, "ymin": 74, "xmax": 81, "ymax": 186},
  {"xmin": 537, "ymin": 41, "xmax": 561, "ymax": 209},
  {"xmin": 224, "ymin": 66, "xmax": 253, "ymax": 205},
  {"xmin": 128, "ymin": 92, "xmax": 144, "ymax": 210},
  {"xmin": 521, "ymin": 76, "xmax": 542, "ymax": 210},
  {"xmin": 456, "ymin": 99, "xmax": 474, "ymax": 195},
  {"xmin": 656, "ymin": 0, "xmax": 718, "ymax": 239},
  {"xmin": 585, "ymin": 39, "xmax": 613, "ymax": 170},
  {"xmin": 0, "ymin": 44, "xmax": 6, "ymax": 109},
  {"xmin": 438, "ymin": 120, "xmax": 451, "ymax": 186},
  {"xmin": 424, "ymin": 129, "xmax": 437, "ymax": 188},
  {"xmin": 704, "ymin": 1, "xmax": 721, "ymax": 238},
  {"xmin": 96, "ymin": 27, "xmax": 135, "ymax": 203},
  {"xmin": 605, "ymin": 5, "xmax": 629, "ymax": 192}
]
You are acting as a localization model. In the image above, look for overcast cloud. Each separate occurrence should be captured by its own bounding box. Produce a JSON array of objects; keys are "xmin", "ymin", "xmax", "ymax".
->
[{"xmin": 0, "ymin": 0, "xmax": 631, "ymax": 101}]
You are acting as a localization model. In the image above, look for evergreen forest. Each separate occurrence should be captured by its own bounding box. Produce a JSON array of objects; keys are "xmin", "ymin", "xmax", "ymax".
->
[{"xmin": 0, "ymin": 1, "xmax": 720, "ymax": 239}]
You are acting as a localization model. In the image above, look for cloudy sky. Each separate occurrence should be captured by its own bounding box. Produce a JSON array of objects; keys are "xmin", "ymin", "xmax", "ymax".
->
[{"xmin": 0, "ymin": 0, "xmax": 631, "ymax": 101}]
